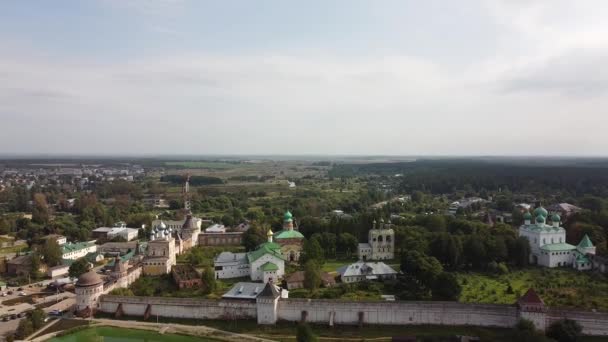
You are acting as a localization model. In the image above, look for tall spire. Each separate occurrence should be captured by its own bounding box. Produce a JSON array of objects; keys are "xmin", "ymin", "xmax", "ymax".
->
[{"xmin": 183, "ymin": 173, "xmax": 191, "ymax": 212}]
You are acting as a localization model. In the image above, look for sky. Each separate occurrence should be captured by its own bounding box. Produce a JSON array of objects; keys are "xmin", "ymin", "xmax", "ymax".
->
[{"xmin": 1, "ymin": 0, "xmax": 608, "ymax": 156}]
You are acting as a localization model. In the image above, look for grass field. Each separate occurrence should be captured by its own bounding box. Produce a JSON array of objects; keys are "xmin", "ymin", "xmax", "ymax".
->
[{"xmin": 458, "ymin": 268, "xmax": 608, "ymax": 310}]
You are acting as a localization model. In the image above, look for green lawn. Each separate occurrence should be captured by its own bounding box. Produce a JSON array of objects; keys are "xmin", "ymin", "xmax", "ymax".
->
[{"xmin": 458, "ymin": 268, "xmax": 608, "ymax": 310}]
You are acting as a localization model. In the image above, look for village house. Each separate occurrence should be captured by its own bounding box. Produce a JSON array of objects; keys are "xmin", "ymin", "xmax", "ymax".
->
[
  {"xmin": 62, "ymin": 242, "xmax": 97, "ymax": 260},
  {"xmin": 337, "ymin": 261, "xmax": 398, "ymax": 283}
]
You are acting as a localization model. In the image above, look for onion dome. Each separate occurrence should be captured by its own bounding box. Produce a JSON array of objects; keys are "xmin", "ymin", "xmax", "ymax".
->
[
  {"xmin": 523, "ymin": 211, "xmax": 532, "ymax": 220},
  {"xmin": 551, "ymin": 214, "xmax": 561, "ymax": 223},
  {"xmin": 533, "ymin": 206, "xmax": 548, "ymax": 218},
  {"xmin": 283, "ymin": 211, "xmax": 293, "ymax": 222},
  {"xmin": 267, "ymin": 229, "xmax": 274, "ymax": 237},
  {"xmin": 535, "ymin": 215, "xmax": 545, "ymax": 224},
  {"xmin": 158, "ymin": 221, "xmax": 167, "ymax": 229},
  {"xmin": 76, "ymin": 270, "xmax": 102, "ymax": 287}
]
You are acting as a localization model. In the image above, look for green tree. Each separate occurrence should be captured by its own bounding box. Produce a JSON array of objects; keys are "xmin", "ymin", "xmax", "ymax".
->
[
  {"xmin": 30, "ymin": 308, "xmax": 46, "ymax": 330},
  {"xmin": 202, "ymin": 266, "xmax": 217, "ymax": 294},
  {"xmin": 40, "ymin": 239, "xmax": 62, "ymax": 267},
  {"xmin": 296, "ymin": 323, "xmax": 318, "ymax": 342},
  {"xmin": 242, "ymin": 226, "xmax": 266, "ymax": 251},
  {"xmin": 401, "ymin": 250, "xmax": 443, "ymax": 287},
  {"xmin": 511, "ymin": 236, "xmax": 531, "ymax": 267},
  {"xmin": 463, "ymin": 236, "xmax": 487, "ymax": 269},
  {"xmin": 30, "ymin": 252, "xmax": 42, "ymax": 280},
  {"xmin": 425, "ymin": 215, "xmax": 447, "ymax": 232},
  {"xmin": 514, "ymin": 319, "xmax": 549, "ymax": 342},
  {"xmin": 302, "ymin": 238, "xmax": 324, "ymax": 265},
  {"xmin": 411, "ymin": 191, "xmax": 425, "ymax": 203},
  {"xmin": 68, "ymin": 258, "xmax": 91, "ymax": 278},
  {"xmin": 337, "ymin": 233, "xmax": 358, "ymax": 257},
  {"xmin": 15, "ymin": 319, "xmax": 33, "ymax": 340},
  {"xmin": 546, "ymin": 319, "xmax": 582, "ymax": 342},
  {"xmin": 431, "ymin": 272, "xmax": 461, "ymax": 300},
  {"xmin": 303, "ymin": 260, "xmax": 322, "ymax": 291},
  {"xmin": 32, "ymin": 193, "xmax": 50, "ymax": 224}
]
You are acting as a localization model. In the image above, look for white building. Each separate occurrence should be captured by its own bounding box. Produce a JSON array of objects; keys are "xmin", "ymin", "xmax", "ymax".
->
[
  {"xmin": 62, "ymin": 242, "xmax": 97, "ymax": 260},
  {"xmin": 205, "ymin": 224, "xmax": 226, "ymax": 234},
  {"xmin": 358, "ymin": 219, "xmax": 395, "ymax": 261},
  {"xmin": 519, "ymin": 207, "xmax": 595, "ymax": 270},
  {"xmin": 93, "ymin": 226, "xmax": 139, "ymax": 241},
  {"xmin": 337, "ymin": 261, "xmax": 398, "ymax": 283},
  {"xmin": 214, "ymin": 230, "xmax": 285, "ymax": 284},
  {"xmin": 214, "ymin": 252, "xmax": 250, "ymax": 279}
]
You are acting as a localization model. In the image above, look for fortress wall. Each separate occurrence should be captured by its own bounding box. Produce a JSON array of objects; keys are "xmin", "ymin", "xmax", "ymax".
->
[
  {"xmin": 548, "ymin": 308, "xmax": 608, "ymax": 336},
  {"xmin": 99, "ymin": 295, "xmax": 257, "ymax": 320},
  {"xmin": 277, "ymin": 299, "xmax": 518, "ymax": 327},
  {"xmin": 98, "ymin": 295, "xmax": 608, "ymax": 336}
]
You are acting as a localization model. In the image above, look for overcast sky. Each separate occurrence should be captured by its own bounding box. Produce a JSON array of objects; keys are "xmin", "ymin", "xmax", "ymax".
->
[{"xmin": 1, "ymin": 1, "xmax": 608, "ymax": 156}]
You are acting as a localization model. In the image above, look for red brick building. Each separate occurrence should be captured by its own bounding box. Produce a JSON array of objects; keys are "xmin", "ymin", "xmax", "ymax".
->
[{"xmin": 198, "ymin": 232, "xmax": 243, "ymax": 246}]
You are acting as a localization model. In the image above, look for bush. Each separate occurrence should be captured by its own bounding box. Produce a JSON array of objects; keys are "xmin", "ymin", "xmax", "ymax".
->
[{"xmin": 546, "ymin": 319, "xmax": 582, "ymax": 342}]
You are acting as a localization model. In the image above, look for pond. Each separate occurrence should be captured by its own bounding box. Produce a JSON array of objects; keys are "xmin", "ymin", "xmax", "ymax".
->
[{"xmin": 50, "ymin": 326, "xmax": 215, "ymax": 341}]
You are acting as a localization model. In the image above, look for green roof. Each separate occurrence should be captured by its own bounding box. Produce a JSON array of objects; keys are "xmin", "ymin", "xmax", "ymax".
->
[
  {"xmin": 247, "ymin": 242, "xmax": 284, "ymax": 263},
  {"xmin": 551, "ymin": 214, "xmax": 561, "ymax": 222},
  {"xmin": 523, "ymin": 212, "xmax": 532, "ymax": 219},
  {"xmin": 535, "ymin": 215, "xmax": 545, "ymax": 223},
  {"xmin": 62, "ymin": 242, "xmax": 95, "ymax": 254},
  {"xmin": 260, "ymin": 262, "xmax": 279, "ymax": 271},
  {"xmin": 275, "ymin": 230, "xmax": 304, "ymax": 239},
  {"xmin": 540, "ymin": 243, "xmax": 576, "ymax": 251},
  {"xmin": 105, "ymin": 250, "xmax": 136, "ymax": 267},
  {"xmin": 283, "ymin": 211, "xmax": 293, "ymax": 222},
  {"xmin": 578, "ymin": 234, "xmax": 594, "ymax": 248},
  {"xmin": 576, "ymin": 254, "xmax": 590, "ymax": 264}
]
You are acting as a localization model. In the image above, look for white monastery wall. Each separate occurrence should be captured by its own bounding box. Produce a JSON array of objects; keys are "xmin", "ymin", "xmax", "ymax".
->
[
  {"xmin": 100, "ymin": 295, "xmax": 257, "ymax": 319},
  {"xmin": 277, "ymin": 300, "xmax": 518, "ymax": 327},
  {"xmin": 548, "ymin": 308, "xmax": 608, "ymax": 336}
]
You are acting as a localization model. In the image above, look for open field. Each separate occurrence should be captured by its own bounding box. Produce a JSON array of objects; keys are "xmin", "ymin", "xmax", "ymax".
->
[{"xmin": 458, "ymin": 268, "xmax": 608, "ymax": 310}]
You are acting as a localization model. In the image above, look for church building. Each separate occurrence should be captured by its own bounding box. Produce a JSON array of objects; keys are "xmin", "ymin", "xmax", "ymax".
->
[
  {"xmin": 519, "ymin": 206, "xmax": 595, "ymax": 270},
  {"xmin": 358, "ymin": 218, "xmax": 395, "ymax": 261},
  {"xmin": 274, "ymin": 211, "xmax": 305, "ymax": 262}
]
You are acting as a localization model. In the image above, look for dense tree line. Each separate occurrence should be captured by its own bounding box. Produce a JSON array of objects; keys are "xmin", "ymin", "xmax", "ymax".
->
[{"xmin": 160, "ymin": 175, "xmax": 223, "ymax": 186}]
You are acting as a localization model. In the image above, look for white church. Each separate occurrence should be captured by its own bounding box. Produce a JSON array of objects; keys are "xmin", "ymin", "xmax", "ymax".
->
[{"xmin": 519, "ymin": 206, "xmax": 595, "ymax": 270}]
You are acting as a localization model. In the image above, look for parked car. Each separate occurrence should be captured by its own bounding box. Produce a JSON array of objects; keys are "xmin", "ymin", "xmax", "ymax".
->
[
  {"xmin": 17, "ymin": 287, "xmax": 23, "ymax": 291},
  {"xmin": 18, "ymin": 292, "xmax": 26, "ymax": 296}
]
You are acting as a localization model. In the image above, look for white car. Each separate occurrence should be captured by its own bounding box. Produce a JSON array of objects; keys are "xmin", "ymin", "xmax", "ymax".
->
[{"xmin": 18, "ymin": 292, "xmax": 26, "ymax": 296}]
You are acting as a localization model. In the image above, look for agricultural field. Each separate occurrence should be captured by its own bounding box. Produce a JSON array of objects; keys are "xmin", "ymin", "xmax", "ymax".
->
[{"xmin": 458, "ymin": 268, "xmax": 608, "ymax": 310}]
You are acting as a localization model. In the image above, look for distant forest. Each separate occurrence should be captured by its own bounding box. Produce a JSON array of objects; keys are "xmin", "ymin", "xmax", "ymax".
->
[
  {"xmin": 160, "ymin": 175, "xmax": 224, "ymax": 186},
  {"xmin": 329, "ymin": 159, "xmax": 608, "ymax": 197}
]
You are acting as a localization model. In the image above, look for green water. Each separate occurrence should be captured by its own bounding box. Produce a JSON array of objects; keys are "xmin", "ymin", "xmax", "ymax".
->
[{"xmin": 50, "ymin": 327, "xmax": 213, "ymax": 341}]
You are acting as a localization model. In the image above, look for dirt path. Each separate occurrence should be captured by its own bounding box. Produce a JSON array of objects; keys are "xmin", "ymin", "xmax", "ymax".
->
[{"xmin": 90, "ymin": 318, "xmax": 278, "ymax": 342}]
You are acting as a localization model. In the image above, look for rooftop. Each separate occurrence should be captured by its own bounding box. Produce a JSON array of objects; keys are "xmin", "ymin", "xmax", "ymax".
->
[
  {"xmin": 337, "ymin": 261, "xmax": 397, "ymax": 278},
  {"xmin": 222, "ymin": 282, "xmax": 279, "ymax": 300},
  {"xmin": 62, "ymin": 242, "xmax": 95, "ymax": 254},
  {"xmin": 540, "ymin": 243, "xmax": 576, "ymax": 251}
]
